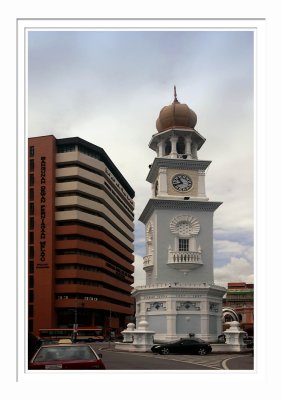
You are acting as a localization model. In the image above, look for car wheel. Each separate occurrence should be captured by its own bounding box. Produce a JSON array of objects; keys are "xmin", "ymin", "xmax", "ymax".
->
[
  {"xmin": 160, "ymin": 347, "xmax": 170, "ymax": 355},
  {"xmin": 198, "ymin": 348, "xmax": 207, "ymax": 356}
]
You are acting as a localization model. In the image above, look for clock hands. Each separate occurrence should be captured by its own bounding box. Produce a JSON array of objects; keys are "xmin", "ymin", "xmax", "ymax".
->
[
  {"xmin": 172, "ymin": 175, "xmax": 192, "ymax": 191},
  {"xmin": 173, "ymin": 177, "xmax": 182, "ymax": 185}
]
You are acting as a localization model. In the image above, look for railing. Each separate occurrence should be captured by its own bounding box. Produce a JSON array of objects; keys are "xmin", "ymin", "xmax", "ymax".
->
[{"xmin": 167, "ymin": 250, "xmax": 203, "ymax": 265}]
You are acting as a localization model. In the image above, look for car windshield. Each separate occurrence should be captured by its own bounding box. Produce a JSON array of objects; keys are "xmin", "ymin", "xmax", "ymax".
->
[{"xmin": 34, "ymin": 346, "xmax": 96, "ymax": 362}]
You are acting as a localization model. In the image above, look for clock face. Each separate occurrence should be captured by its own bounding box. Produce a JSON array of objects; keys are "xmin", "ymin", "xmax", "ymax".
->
[{"xmin": 172, "ymin": 174, "xmax": 192, "ymax": 192}]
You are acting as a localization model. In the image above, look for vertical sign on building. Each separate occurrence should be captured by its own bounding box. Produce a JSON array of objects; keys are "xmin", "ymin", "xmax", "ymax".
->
[
  {"xmin": 30, "ymin": 135, "xmax": 56, "ymax": 334},
  {"xmin": 38, "ymin": 156, "xmax": 48, "ymax": 268}
]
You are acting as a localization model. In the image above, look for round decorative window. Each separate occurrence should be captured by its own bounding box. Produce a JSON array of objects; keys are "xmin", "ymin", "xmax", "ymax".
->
[{"xmin": 170, "ymin": 215, "xmax": 200, "ymax": 237}]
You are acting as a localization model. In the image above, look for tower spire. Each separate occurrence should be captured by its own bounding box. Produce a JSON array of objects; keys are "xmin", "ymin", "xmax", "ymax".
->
[
  {"xmin": 174, "ymin": 85, "xmax": 177, "ymax": 101},
  {"xmin": 173, "ymin": 85, "xmax": 179, "ymax": 103}
]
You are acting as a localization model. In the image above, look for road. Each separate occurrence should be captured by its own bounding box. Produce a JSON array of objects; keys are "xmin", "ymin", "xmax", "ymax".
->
[{"xmin": 91, "ymin": 342, "xmax": 254, "ymax": 370}]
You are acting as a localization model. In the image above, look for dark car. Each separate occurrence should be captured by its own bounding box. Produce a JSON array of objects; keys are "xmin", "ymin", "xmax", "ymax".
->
[
  {"xmin": 29, "ymin": 343, "xmax": 106, "ymax": 370},
  {"xmin": 151, "ymin": 338, "xmax": 212, "ymax": 356},
  {"xmin": 28, "ymin": 332, "xmax": 41, "ymax": 362}
]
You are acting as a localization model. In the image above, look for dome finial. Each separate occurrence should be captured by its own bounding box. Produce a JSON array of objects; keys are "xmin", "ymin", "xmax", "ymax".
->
[
  {"xmin": 156, "ymin": 89, "xmax": 197, "ymax": 132},
  {"xmin": 173, "ymin": 85, "xmax": 179, "ymax": 103}
]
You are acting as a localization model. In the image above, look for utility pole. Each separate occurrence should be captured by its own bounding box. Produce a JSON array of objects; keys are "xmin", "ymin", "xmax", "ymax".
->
[
  {"xmin": 109, "ymin": 307, "xmax": 112, "ymax": 332},
  {"xmin": 108, "ymin": 307, "xmax": 112, "ymax": 347},
  {"xmin": 72, "ymin": 297, "xmax": 78, "ymax": 342}
]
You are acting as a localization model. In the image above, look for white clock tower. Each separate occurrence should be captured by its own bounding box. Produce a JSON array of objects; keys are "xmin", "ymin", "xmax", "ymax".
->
[{"xmin": 132, "ymin": 88, "xmax": 226, "ymax": 342}]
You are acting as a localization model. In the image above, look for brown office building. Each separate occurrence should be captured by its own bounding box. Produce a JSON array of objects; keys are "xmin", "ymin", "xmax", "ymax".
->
[{"xmin": 28, "ymin": 135, "xmax": 135, "ymax": 336}]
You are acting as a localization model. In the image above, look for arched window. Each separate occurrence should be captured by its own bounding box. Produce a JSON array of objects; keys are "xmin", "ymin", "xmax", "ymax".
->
[
  {"xmin": 176, "ymin": 136, "xmax": 185, "ymax": 155},
  {"xmin": 164, "ymin": 139, "xmax": 171, "ymax": 155}
]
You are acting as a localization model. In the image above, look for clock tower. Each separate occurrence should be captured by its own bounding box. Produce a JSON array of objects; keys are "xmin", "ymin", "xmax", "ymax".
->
[{"xmin": 132, "ymin": 88, "xmax": 226, "ymax": 342}]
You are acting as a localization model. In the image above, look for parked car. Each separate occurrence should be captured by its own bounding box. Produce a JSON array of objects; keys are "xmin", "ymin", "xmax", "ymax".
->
[
  {"xmin": 28, "ymin": 333, "xmax": 41, "ymax": 362},
  {"xmin": 29, "ymin": 343, "xmax": 106, "ymax": 370},
  {"xmin": 151, "ymin": 338, "xmax": 212, "ymax": 356}
]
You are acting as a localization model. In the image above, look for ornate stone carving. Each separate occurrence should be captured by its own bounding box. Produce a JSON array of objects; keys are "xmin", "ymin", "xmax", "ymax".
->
[
  {"xmin": 146, "ymin": 301, "xmax": 167, "ymax": 311},
  {"xmin": 176, "ymin": 301, "xmax": 201, "ymax": 311},
  {"xmin": 170, "ymin": 215, "xmax": 200, "ymax": 237},
  {"xmin": 209, "ymin": 302, "xmax": 219, "ymax": 312},
  {"xmin": 146, "ymin": 221, "xmax": 154, "ymax": 243}
]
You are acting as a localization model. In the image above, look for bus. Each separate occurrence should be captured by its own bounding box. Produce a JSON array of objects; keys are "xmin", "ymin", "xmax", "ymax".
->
[{"xmin": 39, "ymin": 327, "xmax": 104, "ymax": 343}]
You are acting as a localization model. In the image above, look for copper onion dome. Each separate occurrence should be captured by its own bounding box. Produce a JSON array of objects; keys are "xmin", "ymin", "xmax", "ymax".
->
[{"xmin": 156, "ymin": 86, "xmax": 197, "ymax": 132}]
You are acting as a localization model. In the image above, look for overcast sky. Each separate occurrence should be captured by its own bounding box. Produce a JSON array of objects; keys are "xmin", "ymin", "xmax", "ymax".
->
[{"xmin": 28, "ymin": 29, "xmax": 254, "ymax": 287}]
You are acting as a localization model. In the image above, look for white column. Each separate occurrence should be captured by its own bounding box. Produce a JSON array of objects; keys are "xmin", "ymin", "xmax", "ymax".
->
[
  {"xmin": 198, "ymin": 170, "xmax": 206, "ymax": 197},
  {"xmin": 166, "ymin": 297, "xmax": 174, "ymax": 313},
  {"xmin": 166, "ymin": 315, "xmax": 177, "ymax": 339},
  {"xmin": 185, "ymin": 137, "xmax": 192, "ymax": 159},
  {"xmin": 157, "ymin": 140, "xmax": 164, "ymax": 157},
  {"xmin": 191, "ymin": 143, "xmax": 198, "ymax": 159},
  {"xmin": 170, "ymin": 136, "xmax": 178, "ymax": 158},
  {"xmin": 200, "ymin": 300, "xmax": 210, "ymax": 339},
  {"xmin": 158, "ymin": 167, "xmax": 167, "ymax": 195}
]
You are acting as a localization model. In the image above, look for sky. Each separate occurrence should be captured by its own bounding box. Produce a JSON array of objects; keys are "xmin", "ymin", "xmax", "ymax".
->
[{"xmin": 28, "ymin": 28, "xmax": 254, "ymax": 288}]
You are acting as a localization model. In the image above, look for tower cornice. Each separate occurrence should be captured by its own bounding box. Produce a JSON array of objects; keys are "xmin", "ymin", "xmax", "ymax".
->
[
  {"xmin": 139, "ymin": 198, "xmax": 222, "ymax": 224},
  {"xmin": 132, "ymin": 283, "xmax": 226, "ymax": 297},
  {"xmin": 149, "ymin": 128, "xmax": 206, "ymax": 152},
  {"xmin": 147, "ymin": 158, "xmax": 212, "ymax": 183}
]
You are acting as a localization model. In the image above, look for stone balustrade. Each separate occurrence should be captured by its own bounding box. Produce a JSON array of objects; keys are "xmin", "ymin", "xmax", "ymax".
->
[{"xmin": 168, "ymin": 250, "xmax": 203, "ymax": 265}]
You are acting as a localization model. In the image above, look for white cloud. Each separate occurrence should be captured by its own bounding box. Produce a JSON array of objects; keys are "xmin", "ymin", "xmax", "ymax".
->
[
  {"xmin": 214, "ymin": 256, "xmax": 254, "ymax": 287},
  {"xmin": 215, "ymin": 239, "xmax": 247, "ymax": 255}
]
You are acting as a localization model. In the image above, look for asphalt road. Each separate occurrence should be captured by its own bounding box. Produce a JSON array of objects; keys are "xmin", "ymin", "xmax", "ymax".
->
[{"xmin": 91, "ymin": 342, "xmax": 254, "ymax": 371}]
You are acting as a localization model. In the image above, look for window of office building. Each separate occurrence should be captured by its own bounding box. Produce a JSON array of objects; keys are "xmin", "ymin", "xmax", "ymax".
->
[
  {"xmin": 29, "ymin": 231, "xmax": 34, "ymax": 244},
  {"xmin": 29, "ymin": 290, "xmax": 34, "ymax": 303},
  {"xmin": 29, "ymin": 275, "xmax": 34, "ymax": 288},
  {"xmin": 29, "ymin": 246, "xmax": 34, "ymax": 259},
  {"xmin": 29, "ymin": 203, "xmax": 34, "ymax": 215},
  {"xmin": 29, "ymin": 217, "xmax": 34, "ymax": 229},
  {"xmin": 29, "ymin": 159, "xmax": 34, "ymax": 172},
  {"xmin": 29, "ymin": 188, "xmax": 34, "ymax": 201},
  {"xmin": 29, "ymin": 260, "xmax": 34, "ymax": 274},
  {"xmin": 29, "ymin": 305, "xmax": 34, "ymax": 318},
  {"xmin": 29, "ymin": 174, "xmax": 34, "ymax": 186}
]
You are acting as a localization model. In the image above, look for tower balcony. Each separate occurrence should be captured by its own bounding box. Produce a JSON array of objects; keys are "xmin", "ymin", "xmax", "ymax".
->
[
  {"xmin": 143, "ymin": 254, "xmax": 153, "ymax": 272},
  {"xmin": 167, "ymin": 250, "xmax": 203, "ymax": 272}
]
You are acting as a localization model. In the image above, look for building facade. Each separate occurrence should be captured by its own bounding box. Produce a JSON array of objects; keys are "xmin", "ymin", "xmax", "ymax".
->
[
  {"xmin": 132, "ymin": 89, "xmax": 226, "ymax": 342},
  {"xmin": 223, "ymin": 282, "xmax": 254, "ymax": 335},
  {"xmin": 28, "ymin": 135, "xmax": 135, "ymax": 336}
]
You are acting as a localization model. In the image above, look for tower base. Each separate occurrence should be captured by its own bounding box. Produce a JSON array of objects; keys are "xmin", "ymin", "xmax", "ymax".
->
[{"xmin": 132, "ymin": 282, "xmax": 226, "ymax": 342}]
